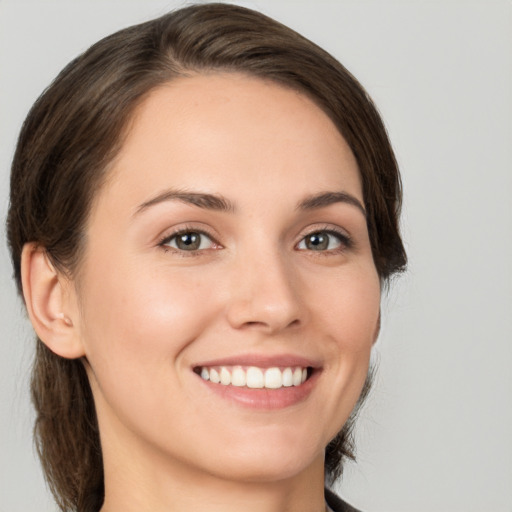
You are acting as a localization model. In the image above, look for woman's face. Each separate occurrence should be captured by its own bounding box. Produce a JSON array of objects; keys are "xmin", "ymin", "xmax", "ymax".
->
[{"xmin": 72, "ymin": 73, "xmax": 380, "ymax": 484}]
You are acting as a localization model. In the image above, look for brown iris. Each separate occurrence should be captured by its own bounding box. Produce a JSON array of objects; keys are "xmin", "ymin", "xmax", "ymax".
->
[
  {"xmin": 175, "ymin": 232, "xmax": 202, "ymax": 250},
  {"xmin": 304, "ymin": 232, "xmax": 330, "ymax": 251}
]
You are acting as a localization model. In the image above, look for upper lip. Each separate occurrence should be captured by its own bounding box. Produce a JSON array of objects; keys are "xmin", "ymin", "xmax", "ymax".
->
[{"xmin": 192, "ymin": 353, "xmax": 321, "ymax": 369}]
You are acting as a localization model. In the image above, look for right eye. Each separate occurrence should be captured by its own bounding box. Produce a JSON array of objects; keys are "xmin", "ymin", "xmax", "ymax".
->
[{"xmin": 160, "ymin": 230, "xmax": 217, "ymax": 252}]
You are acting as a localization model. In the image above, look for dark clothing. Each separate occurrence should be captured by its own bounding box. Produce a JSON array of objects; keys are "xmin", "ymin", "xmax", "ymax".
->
[{"xmin": 325, "ymin": 488, "xmax": 362, "ymax": 512}]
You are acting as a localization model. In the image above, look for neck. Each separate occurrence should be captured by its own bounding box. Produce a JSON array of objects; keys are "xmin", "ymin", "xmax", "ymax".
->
[{"xmin": 99, "ymin": 431, "xmax": 326, "ymax": 512}]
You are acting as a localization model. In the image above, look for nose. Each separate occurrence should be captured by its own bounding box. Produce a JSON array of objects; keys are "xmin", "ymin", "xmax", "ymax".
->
[{"xmin": 225, "ymin": 249, "xmax": 304, "ymax": 334}]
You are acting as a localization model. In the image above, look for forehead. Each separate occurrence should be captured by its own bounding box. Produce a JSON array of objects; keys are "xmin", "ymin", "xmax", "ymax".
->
[{"xmin": 98, "ymin": 72, "xmax": 361, "ymax": 212}]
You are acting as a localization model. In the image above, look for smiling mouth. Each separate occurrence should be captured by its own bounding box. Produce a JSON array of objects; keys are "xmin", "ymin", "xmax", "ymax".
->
[{"xmin": 194, "ymin": 365, "xmax": 313, "ymax": 389}]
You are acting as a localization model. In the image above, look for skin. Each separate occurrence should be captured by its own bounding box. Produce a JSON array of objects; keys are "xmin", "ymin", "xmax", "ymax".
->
[{"xmin": 26, "ymin": 73, "xmax": 381, "ymax": 512}]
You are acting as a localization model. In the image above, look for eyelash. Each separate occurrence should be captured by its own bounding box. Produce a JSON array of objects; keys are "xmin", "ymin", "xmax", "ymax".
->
[
  {"xmin": 157, "ymin": 225, "xmax": 352, "ymax": 255},
  {"xmin": 296, "ymin": 227, "xmax": 352, "ymax": 254},
  {"xmin": 158, "ymin": 226, "xmax": 220, "ymax": 256}
]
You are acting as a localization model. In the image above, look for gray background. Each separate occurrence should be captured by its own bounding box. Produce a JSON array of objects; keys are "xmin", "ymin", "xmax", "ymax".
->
[{"xmin": 1, "ymin": 1, "xmax": 511, "ymax": 511}]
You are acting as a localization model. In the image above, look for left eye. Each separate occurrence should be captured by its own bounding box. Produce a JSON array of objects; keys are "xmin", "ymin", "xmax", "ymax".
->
[
  {"xmin": 297, "ymin": 231, "xmax": 345, "ymax": 251},
  {"xmin": 162, "ymin": 231, "xmax": 215, "ymax": 251}
]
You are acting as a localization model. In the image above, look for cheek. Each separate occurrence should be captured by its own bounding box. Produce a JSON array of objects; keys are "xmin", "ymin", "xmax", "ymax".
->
[
  {"xmin": 309, "ymin": 263, "xmax": 381, "ymax": 348},
  {"xmin": 78, "ymin": 256, "xmax": 221, "ymax": 378},
  {"xmin": 306, "ymin": 263, "xmax": 380, "ymax": 424},
  {"xmin": 76, "ymin": 258, "xmax": 227, "ymax": 438}
]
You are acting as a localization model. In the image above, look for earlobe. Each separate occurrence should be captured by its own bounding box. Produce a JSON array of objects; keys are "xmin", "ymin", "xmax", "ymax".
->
[{"xmin": 21, "ymin": 243, "xmax": 84, "ymax": 359}]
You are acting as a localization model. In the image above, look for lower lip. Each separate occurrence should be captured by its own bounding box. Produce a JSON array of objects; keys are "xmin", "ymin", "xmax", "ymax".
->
[{"xmin": 196, "ymin": 371, "xmax": 319, "ymax": 410}]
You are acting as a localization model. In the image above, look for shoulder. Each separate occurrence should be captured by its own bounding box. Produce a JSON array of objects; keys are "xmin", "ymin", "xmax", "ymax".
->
[{"xmin": 325, "ymin": 488, "xmax": 362, "ymax": 512}]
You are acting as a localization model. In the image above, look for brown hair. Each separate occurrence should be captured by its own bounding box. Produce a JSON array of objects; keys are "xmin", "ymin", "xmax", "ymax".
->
[{"xmin": 7, "ymin": 3, "xmax": 406, "ymax": 511}]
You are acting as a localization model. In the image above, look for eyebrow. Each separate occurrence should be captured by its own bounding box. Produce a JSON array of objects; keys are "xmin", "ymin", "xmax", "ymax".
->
[
  {"xmin": 297, "ymin": 191, "xmax": 366, "ymax": 217},
  {"xmin": 135, "ymin": 189, "xmax": 235, "ymax": 215},
  {"xmin": 134, "ymin": 188, "xmax": 365, "ymax": 217}
]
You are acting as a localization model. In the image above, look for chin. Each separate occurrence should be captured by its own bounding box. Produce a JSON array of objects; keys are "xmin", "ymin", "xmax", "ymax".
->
[
  {"xmin": 210, "ymin": 452, "xmax": 323, "ymax": 484},
  {"xmin": 192, "ymin": 427, "xmax": 327, "ymax": 484}
]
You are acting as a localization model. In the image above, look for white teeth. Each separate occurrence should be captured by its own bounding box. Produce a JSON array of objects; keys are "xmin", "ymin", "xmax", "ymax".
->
[
  {"xmin": 246, "ymin": 367, "xmax": 264, "ymax": 388},
  {"xmin": 264, "ymin": 367, "xmax": 282, "ymax": 389},
  {"xmin": 220, "ymin": 367, "xmax": 231, "ymax": 386},
  {"xmin": 210, "ymin": 368, "xmax": 220, "ymax": 384},
  {"xmin": 292, "ymin": 368, "xmax": 303, "ymax": 386},
  {"xmin": 198, "ymin": 365, "xmax": 310, "ymax": 389},
  {"xmin": 231, "ymin": 367, "xmax": 246, "ymax": 387},
  {"xmin": 282, "ymin": 367, "xmax": 293, "ymax": 387}
]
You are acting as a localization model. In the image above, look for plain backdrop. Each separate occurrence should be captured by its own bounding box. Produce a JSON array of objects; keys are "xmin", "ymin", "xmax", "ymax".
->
[{"xmin": 1, "ymin": 1, "xmax": 511, "ymax": 511}]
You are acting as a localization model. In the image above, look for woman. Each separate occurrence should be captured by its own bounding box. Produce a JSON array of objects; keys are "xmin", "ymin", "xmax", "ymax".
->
[{"xmin": 7, "ymin": 3, "xmax": 406, "ymax": 511}]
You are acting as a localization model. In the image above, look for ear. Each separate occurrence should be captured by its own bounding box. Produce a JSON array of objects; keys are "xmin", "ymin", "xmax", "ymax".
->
[{"xmin": 21, "ymin": 243, "xmax": 85, "ymax": 359}]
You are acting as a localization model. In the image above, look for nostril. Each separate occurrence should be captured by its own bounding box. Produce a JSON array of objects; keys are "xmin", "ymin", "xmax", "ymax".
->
[
  {"xmin": 239, "ymin": 321, "xmax": 267, "ymax": 330},
  {"xmin": 240, "ymin": 318, "xmax": 300, "ymax": 331},
  {"xmin": 225, "ymin": 289, "xmax": 303, "ymax": 332}
]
